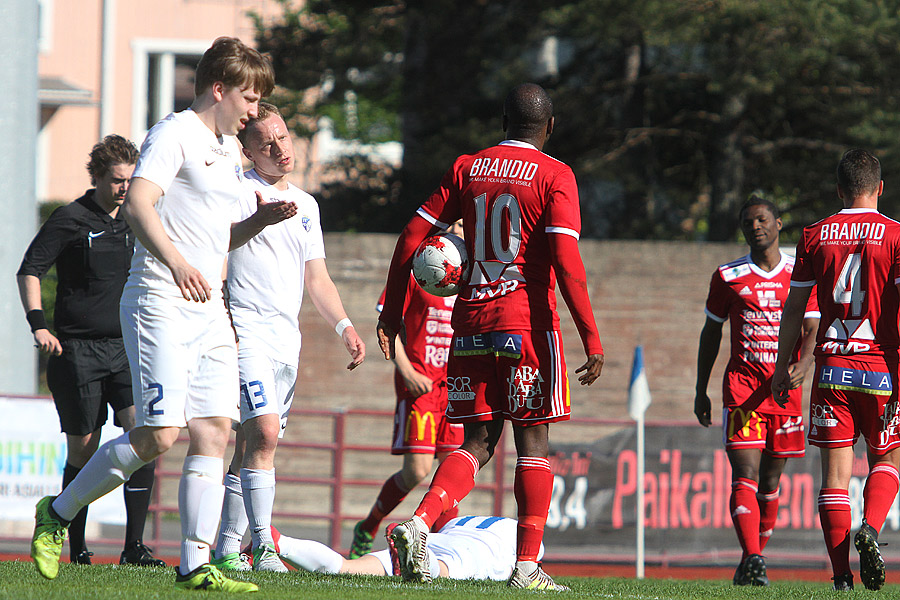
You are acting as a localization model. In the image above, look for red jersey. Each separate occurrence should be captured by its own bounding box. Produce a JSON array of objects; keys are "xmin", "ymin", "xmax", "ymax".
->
[
  {"xmin": 377, "ymin": 276, "xmax": 455, "ymax": 387},
  {"xmin": 792, "ymin": 208, "xmax": 900, "ymax": 360},
  {"xmin": 416, "ymin": 140, "xmax": 582, "ymax": 336},
  {"xmin": 705, "ymin": 252, "xmax": 819, "ymax": 413}
]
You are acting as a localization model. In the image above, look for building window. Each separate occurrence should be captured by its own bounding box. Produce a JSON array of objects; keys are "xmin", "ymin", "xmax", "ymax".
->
[{"xmin": 131, "ymin": 39, "xmax": 210, "ymax": 142}]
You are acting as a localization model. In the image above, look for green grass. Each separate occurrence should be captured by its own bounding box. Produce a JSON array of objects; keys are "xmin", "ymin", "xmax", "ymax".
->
[{"xmin": 0, "ymin": 560, "xmax": 892, "ymax": 599}]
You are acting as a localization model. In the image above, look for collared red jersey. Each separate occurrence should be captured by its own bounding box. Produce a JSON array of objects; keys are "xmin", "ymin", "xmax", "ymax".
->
[
  {"xmin": 792, "ymin": 208, "xmax": 900, "ymax": 360},
  {"xmin": 17, "ymin": 190, "xmax": 132, "ymax": 339},
  {"xmin": 705, "ymin": 251, "xmax": 819, "ymax": 413},
  {"xmin": 377, "ymin": 277, "xmax": 455, "ymax": 388},
  {"xmin": 122, "ymin": 109, "xmax": 244, "ymax": 306},
  {"xmin": 415, "ymin": 140, "xmax": 582, "ymax": 336}
]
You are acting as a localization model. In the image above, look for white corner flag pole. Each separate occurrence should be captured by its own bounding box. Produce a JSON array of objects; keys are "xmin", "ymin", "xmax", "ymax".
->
[{"xmin": 628, "ymin": 345, "xmax": 652, "ymax": 580}]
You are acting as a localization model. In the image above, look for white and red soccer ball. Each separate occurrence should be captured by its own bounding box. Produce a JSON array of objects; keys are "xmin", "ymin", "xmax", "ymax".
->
[{"xmin": 412, "ymin": 232, "xmax": 470, "ymax": 297}]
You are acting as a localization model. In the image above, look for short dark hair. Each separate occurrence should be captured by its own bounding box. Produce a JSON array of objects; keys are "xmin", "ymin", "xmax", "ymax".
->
[
  {"xmin": 86, "ymin": 134, "xmax": 139, "ymax": 185},
  {"xmin": 503, "ymin": 83, "xmax": 553, "ymax": 136},
  {"xmin": 837, "ymin": 149, "xmax": 881, "ymax": 199},
  {"xmin": 237, "ymin": 101, "xmax": 282, "ymax": 146},
  {"xmin": 739, "ymin": 194, "xmax": 780, "ymax": 221},
  {"xmin": 194, "ymin": 37, "xmax": 275, "ymax": 98}
]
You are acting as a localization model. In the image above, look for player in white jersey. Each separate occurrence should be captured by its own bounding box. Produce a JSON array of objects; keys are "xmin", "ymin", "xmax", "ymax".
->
[
  {"xmin": 275, "ymin": 516, "xmax": 542, "ymax": 582},
  {"xmin": 212, "ymin": 102, "xmax": 365, "ymax": 573},
  {"xmin": 30, "ymin": 38, "xmax": 296, "ymax": 593}
]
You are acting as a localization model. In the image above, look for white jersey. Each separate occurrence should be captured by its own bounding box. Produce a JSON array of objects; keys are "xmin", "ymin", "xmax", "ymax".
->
[
  {"xmin": 122, "ymin": 109, "xmax": 244, "ymax": 306},
  {"xmin": 227, "ymin": 169, "xmax": 325, "ymax": 360},
  {"xmin": 374, "ymin": 516, "xmax": 543, "ymax": 580}
]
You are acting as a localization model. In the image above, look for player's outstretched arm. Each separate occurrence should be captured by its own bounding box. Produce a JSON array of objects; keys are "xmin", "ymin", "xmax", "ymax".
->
[
  {"xmin": 694, "ymin": 317, "xmax": 723, "ymax": 427},
  {"xmin": 229, "ymin": 190, "xmax": 297, "ymax": 250},
  {"xmin": 772, "ymin": 285, "xmax": 813, "ymax": 406},
  {"xmin": 305, "ymin": 258, "xmax": 365, "ymax": 370},
  {"xmin": 122, "ymin": 177, "xmax": 211, "ymax": 302},
  {"xmin": 548, "ymin": 232, "xmax": 603, "ymax": 385},
  {"xmin": 380, "ymin": 215, "xmax": 440, "ymax": 349}
]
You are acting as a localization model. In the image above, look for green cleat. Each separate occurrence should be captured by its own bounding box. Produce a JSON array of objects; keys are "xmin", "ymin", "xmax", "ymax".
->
[
  {"xmin": 174, "ymin": 564, "xmax": 258, "ymax": 592},
  {"xmin": 31, "ymin": 496, "xmax": 68, "ymax": 580},
  {"xmin": 348, "ymin": 521, "xmax": 374, "ymax": 559},
  {"xmin": 210, "ymin": 552, "xmax": 251, "ymax": 572}
]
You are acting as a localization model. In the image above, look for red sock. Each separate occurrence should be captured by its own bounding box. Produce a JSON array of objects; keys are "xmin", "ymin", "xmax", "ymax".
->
[
  {"xmin": 730, "ymin": 478, "xmax": 761, "ymax": 558},
  {"xmin": 757, "ymin": 487, "xmax": 780, "ymax": 552},
  {"xmin": 818, "ymin": 488, "xmax": 851, "ymax": 577},
  {"xmin": 515, "ymin": 457, "xmax": 553, "ymax": 562},
  {"xmin": 414, "ymin": 449, "xmax": 478, "ymax": 528},
  {"xmin": 430, "ymin": 504, "xmax": 459, "ymax": 532},
  {"xmin": 360, "ymin": 472, "xmax": 410, "ymax": 535},
  {"xmin": 863, "ymin": 464, "xmax": 900, "ymax": 533}
]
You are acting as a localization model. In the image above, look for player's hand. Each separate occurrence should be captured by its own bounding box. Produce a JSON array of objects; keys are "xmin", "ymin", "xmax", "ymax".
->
[
  {"xmin": 252, "ymin": 191, "xmax": 297, "ymax": 226},
  {"xmin": 33, "ymin": 329, "xmax": 62, "ymax": 356},
  {"xmin": 376, "ymin": 320, "xmax": 397, "ymax": 360},
  {"xmin": 342, "ymin": 326, "xmax": 365, "ymax": 370},
  {"xmin": 402, "ymin": 369, "xmax": 433, "ymax": 397},
  {"xmin": 575, "ymin": 353, "xmax": 604, "ymax": 386},
  {"xmin": 170, "ymin": 259, "xmax": 212, "ymax": 302},
  {"xmin": 787, "ymin": 360, "xmax": 813, "ymax": 389},
  {"xmin": 771, "ymin": 366, "xmax": 791, "ymax": 408},
  {"xmin": 693, "ymin": 393, "xmax": 712, "ymax": 427}
]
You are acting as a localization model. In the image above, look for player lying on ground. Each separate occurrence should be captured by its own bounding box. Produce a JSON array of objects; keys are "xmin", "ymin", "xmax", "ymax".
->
[{"xmin": 275, "ymin": 516, "xmax": 542, "ymax": 582}]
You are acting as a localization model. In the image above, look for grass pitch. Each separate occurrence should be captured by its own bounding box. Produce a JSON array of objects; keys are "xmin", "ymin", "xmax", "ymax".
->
[{"xmin": 0, "ymin": 560, "xmax": 893, "ymax": 599}]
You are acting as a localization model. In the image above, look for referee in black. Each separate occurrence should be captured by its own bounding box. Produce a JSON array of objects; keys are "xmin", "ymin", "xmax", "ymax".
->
[{"xmin": 16, "ymin": 135, "xmax": 165, "ymax": 567}]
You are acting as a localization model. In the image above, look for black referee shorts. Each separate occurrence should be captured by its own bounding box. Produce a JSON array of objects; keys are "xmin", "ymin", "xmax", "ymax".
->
[{"xmin": 46, "ymin": 337, "xmax": 133, "ymax": 436}]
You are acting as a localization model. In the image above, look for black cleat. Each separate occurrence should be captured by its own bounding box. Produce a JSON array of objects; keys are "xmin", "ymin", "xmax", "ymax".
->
[
  {"xmin": 120, "ymin": 540, "xmax": 166, "ymax": 567},
  {"xmin": 732, "ymin": 558, "xmax": 749, "ymax": 585},
  {"xmin": 72, "ymin": 550, "xmax": 94, "ymax": 565},
  {"xmin": 854, "ymin": 520, "xmax": 885, "ymax": 591},
  {"xmin": 743, "ymin": 554, "xmax": 769, "ymax": 586},
  {"xmin": 832, "ymin": 572, "xmax": 854, "ymax": 591}
]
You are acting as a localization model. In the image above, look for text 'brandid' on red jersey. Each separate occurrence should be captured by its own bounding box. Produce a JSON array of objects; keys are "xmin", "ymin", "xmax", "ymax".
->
[
  {"xmin": 792, "ymin": 208, "xmax": 900, "ymax": 358},
  {"xmin": 415, "ymin": 140, "xmax": 582, "ymax": 336}
]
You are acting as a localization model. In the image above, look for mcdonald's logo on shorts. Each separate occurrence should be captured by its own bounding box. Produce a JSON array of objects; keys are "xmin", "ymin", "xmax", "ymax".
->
[
  {"xmin": 406, "ymin": 409, "xmax": 438, "ymax": 444},
  {"xmin": 727, "ymin": 407, "xmax": 763, "ymax": 441}
]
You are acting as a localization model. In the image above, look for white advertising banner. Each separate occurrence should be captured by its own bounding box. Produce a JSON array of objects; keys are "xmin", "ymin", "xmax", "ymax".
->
[{"xmin": 0, "ymin": 395, "xmax": 126, "ymax": 525}]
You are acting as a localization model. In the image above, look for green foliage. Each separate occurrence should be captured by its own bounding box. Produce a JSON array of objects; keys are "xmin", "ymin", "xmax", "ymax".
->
[
  {"xmin": 1, "ymin": 559, "xmax": 895, "ymax": 600},
  {"xmin": 254, "ymin": 0, "xmax": 900, "ymax": 239}
]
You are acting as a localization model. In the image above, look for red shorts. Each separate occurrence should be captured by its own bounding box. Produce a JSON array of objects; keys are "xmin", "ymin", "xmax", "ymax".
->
[
  {"xmin": 808, "ymin": 357, "xmax": 900, "ymax": 455},
  {"xmin": 721, "ymin": 407, "xmax": 805, "ymax": 457},
  {"xmin": 446, "ymin": 330, "xmax": 570, "ymax": 426},
  {"xmin": 391, "ymin": 380, "xmax": 463, "ymax": 454}
]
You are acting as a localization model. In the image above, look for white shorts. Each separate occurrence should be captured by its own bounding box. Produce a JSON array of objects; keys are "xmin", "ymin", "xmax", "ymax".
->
[
  {"xmin": 121, "ymin": 300, "xmax": 239, "ymax": 428},
  {"xmin": 237, "ymin": 341, "xmax": 297, "ymax": 437}
]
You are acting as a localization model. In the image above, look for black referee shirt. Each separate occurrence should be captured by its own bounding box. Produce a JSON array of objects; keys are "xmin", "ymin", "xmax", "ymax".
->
[{"xmin": 18, "ymin": 189, "xmax": 133, "ymax": 340}]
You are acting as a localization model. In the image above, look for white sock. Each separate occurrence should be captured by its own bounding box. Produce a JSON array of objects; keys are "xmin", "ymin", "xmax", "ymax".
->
[
  {"xmin": 215, "ymin": 472, "xmax": 248, "ymax": 558},
  {"xmin": 53, "ymin": 432, "xmax": 144, "ymax": 521},
  {"xmin": 179, "ymin": 455, "xmax": 224, "ymax": 575},
  {"xmin": 276, "ymin": 535, "xmax": 343, "ymax": 574},
  {"xmin": 240, "ymin": 467, "xmax": 276, "ymax": 548}
]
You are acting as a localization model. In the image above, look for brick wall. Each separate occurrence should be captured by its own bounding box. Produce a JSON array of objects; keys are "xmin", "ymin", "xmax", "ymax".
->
[{"xmin": 296, "ymin": 234, "xmax": 747, "ymax": 427}]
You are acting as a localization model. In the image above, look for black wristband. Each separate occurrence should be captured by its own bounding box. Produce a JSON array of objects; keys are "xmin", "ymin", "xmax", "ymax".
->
[{"xmin": 26, "ymin": 309, "xmax": 48, "ymax": 332}]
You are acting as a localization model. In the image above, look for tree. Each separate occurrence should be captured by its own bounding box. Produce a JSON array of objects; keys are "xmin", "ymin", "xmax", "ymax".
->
[{"xmin": 254, "ymin": 0, "xmax": 900, "ymax": 240}]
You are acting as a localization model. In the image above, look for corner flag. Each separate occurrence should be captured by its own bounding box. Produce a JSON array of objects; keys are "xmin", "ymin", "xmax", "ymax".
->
[{"xmin": 628, "ymin": 345, "xmax": 652, "ymax": 420}]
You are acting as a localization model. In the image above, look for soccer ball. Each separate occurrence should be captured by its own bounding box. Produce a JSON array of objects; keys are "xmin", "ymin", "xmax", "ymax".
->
[{"xmin": 412, "ymin": 232, "xmax": 470, "ymax": 297}]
